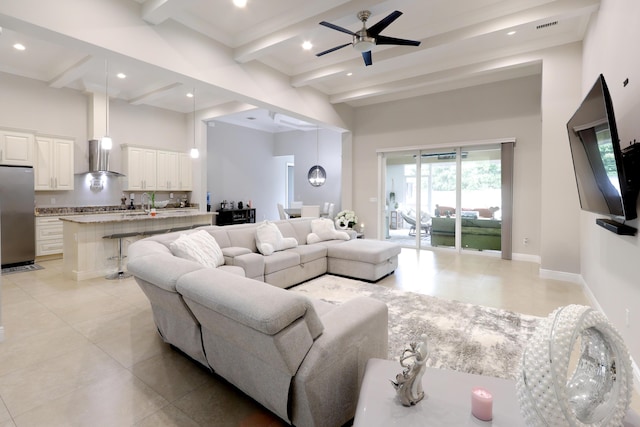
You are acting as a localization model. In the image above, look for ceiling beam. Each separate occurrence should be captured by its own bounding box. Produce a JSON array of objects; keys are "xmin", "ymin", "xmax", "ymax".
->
[
  {"xmin": 128, "ymin": 82, "xmax": 183, "ymax": 105},
  {"xmin": 48, "ymin": 55, "xmax": 96, "ymax": 88},
  {"xmin": 141, "ymin": 0, "xmax": 195, "ymax": 25},
  {"xmin": 329, "ymin": 54, "xmax": 543, "ymax": 104},
  {"xmin": 233, "ymin": 0, "xmax": 377, "ymax": 63},
  {"xmin": 290, "ymin": 0, "xmax": 599, "ymax": 88}
]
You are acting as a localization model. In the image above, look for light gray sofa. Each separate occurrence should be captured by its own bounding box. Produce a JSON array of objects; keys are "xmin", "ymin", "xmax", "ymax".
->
[{"xmin": 126, "ymin": 218, "xmax": 398, "ymax": 427}]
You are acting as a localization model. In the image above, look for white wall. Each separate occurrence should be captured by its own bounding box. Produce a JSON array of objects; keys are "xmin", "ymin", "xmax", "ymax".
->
[
  {"xmin": 352, "ymin": 75, "xmax": 543, "ymax": 257},
  {"xmin": 207, "ymin": 123, "xmax": 343, "ymax": 221},
  {"xmin": 0, "ymin": 72, "xmax": 190, "ymax": 209},
  {"xmin": 207, "ymin": 122, "xmax": 281, "ymax": 221},
  {"xmin": 579, "ymin": 0, "xmax": 640, "ymax": 374},
  {"xmin": 539, "ymin": 43, "xmax": 583, "ymax": 275},
  {"xmin": 274, "ymin": 129, "xmax": 343, "ymax": 213}
]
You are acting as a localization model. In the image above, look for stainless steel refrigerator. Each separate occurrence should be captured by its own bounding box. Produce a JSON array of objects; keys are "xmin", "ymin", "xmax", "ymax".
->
[{"xmin": 0, "ymin": 165, "xmax": 35, "ymax": 268}]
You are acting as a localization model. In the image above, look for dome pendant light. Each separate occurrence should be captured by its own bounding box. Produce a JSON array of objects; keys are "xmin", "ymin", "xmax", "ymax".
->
[
  {"xmin": 101, "ymin": 59, "xmax": 113, "ymax": 150},
  {"xmin": 190, "ymin": 88, "xmax": 199, "ymax": 159},
  {"xmin": 308, "ymin": 126, "xmax": 326, "ymax": 187}
]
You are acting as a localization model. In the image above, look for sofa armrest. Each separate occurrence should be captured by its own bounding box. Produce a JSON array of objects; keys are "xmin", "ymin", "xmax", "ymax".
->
[
  {"xmin": 127, "ymin": 251, "xmax": 204, "ymax": 293},
  {"xmin": 233, "ymin": 252, "xmax": 265, "ymax": 280},
  {"xmin": 291, "ymin": 296, "xmax": 388, "ymax": 427}
]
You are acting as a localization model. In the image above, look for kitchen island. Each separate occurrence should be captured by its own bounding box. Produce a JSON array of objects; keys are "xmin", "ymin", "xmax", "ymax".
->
[{"xmin": 60, "ymin": 209, "xmax": 215, "ymax": 280}]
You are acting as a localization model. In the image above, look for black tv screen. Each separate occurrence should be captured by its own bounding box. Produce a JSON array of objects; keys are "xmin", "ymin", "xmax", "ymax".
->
[{"xmin": 567, "ymin": 74, "xmax": 636, "ymax": 221}]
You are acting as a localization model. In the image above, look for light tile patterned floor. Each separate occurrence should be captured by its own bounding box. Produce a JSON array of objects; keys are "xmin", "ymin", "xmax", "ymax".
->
[{"xmin": 0, "ymin": 249, "xmax": 636, "ymax": 426}]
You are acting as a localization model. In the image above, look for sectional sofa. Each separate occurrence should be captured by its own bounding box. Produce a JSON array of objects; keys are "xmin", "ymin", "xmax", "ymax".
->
[{"xmin": 126, "ymin": 218, "xmax": 400, "ymax": 427}]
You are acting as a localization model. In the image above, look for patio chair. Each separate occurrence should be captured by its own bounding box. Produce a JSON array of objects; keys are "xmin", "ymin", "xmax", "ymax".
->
[{"xmin": 400, "ymin": 210, "xmax": 431, "ymax": 236}]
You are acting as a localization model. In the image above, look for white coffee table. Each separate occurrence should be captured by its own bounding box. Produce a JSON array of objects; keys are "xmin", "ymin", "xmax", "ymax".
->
[{"xmin": 354, "ymin": 358, "xmax": 640, "ymax": 427}]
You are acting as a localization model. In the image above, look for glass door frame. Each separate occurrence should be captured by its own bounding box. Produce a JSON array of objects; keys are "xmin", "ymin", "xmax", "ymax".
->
[{"xmin": 377, "ymin": 138, "xmax": 514, "ymax": 255}]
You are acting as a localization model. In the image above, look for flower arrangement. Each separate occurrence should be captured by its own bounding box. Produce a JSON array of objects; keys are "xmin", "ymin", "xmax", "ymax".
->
[{"xmin": 335, "ymin": 210, "xmax": 358, "ymax": 229}]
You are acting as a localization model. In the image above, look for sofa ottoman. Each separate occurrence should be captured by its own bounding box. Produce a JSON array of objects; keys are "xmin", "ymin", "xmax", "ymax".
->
[{"xmin": 327, "ymin": 239, "xmax": 401, "ymax": 281}]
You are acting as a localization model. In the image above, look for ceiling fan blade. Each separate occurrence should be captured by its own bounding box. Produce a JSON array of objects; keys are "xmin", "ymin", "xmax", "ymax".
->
[
  {"xmin": 376, "ymin": 35, "xmax": 421, "ymax": 47},
  {"xmin": 316, "ymin": 43, "xmax": 352, "ymax": 57},
  {"xmin": 367, "ymin": 10, "xmax": 403, "ymax": 37},
  {"xmin": 319, "ymin": 21, "xmax": 355, "ymax": 36},
  {"xmin": 362, "ymin": 50, "xmax": 372, "ymax": 66}
]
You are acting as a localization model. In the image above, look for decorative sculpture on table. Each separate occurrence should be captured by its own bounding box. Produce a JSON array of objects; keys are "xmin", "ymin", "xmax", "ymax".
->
[
  {"xmin": 390, "ymin": 335, "xmax": 429, "ymax": 406},
  {"xmin": 516, "ymin": 305, "xmax": 633, "ymax": 426}
]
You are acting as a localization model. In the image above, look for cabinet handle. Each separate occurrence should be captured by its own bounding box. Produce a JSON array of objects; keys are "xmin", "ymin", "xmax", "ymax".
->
[
  {"xmin": 50, "ymin": 177, "xmax": 53, "ymax": 188},
  {"xmin": 55, "ymin": 177, "xmax": 57, "ymax": 188},
  {"xmin": 0, "ymin": 149, "xmax": 3, "ymax": 161}
]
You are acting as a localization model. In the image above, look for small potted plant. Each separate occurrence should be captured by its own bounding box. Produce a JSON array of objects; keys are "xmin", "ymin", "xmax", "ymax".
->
[{"xmin": 150, "ymin": 192, "xmax": 157, "ymax": 216}]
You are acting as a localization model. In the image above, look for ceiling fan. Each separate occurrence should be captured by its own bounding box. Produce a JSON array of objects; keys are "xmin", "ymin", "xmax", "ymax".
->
[{"xmin": 316, "ymin": 10, "xmax": 421, "ymax": 66}]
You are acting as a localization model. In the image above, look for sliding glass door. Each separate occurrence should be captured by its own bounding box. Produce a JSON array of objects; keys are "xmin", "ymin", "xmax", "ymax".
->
[{"xmin": 382, "ymin": 143, "xmax": 508, "ymax": 254}]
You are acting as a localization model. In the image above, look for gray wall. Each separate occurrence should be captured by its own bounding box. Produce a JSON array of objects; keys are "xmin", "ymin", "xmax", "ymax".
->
[
  {"xmin": 351, "ymin": 75, "xmax": 543, "ymax": 258},
  {"xmin": 206, "ymin": 122, "xmax": 342, "ymax": 221},
  {"xmin": 578, "ymin": 0, "xmax": 640, "ymax": 377}
]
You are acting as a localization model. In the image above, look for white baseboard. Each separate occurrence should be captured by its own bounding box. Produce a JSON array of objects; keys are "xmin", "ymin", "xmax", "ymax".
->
[
  {"xmin": 539, "ymin": 268, "xmax": 583, "ymax": 285},
  {"xmin": 512, "ymin": 253, "xmax": 541, "ymax": 263}
]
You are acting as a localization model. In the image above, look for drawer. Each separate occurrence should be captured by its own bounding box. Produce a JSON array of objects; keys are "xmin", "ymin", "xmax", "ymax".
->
[
  {"xmin": 36, "ymin": 224, "xmax": 63, "ymax": 240},
  {"xmin": 36, "ymin": 216, "xmax": 63, "ymax": 225},
  {"xmin": 36, "ymin": 240, "xmax": 63, "ymax": 256}
]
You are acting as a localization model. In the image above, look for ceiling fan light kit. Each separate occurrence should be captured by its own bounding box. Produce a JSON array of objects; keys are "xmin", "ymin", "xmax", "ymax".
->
[{"xmin": 317, "ymin": 10, "xmax": 420, "ymax": 66}]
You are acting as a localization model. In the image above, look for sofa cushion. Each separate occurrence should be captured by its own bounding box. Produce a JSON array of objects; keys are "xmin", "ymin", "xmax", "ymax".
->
[
  {"xmin": 255, "ymin": 221, "xmax": 298, "ymax": 256},
  {"xmin": 327, "ymin": 238, "xmax": 401, "ymax": 264},
  {"xmin": 263, "ymin": 250, "xmax": 301, "ymax": 274},
  {"xmin": 287, "ymin": 244, "xmax": 327, "ymax": 264},
  {"xmin": 169, "ymin": 230, "xmax": 225, "ymax": 268},
  {"xmin": 307, "ymin": 218, "xmax": 350, "ymax": 244}
]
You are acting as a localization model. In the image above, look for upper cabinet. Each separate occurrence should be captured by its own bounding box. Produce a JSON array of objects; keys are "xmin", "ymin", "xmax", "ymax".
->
[
  {"xmin": 122, "ymin": 145, "xmax": 192, "ymax": 192},
  {"xmin": 0, "ymin": 130, "xmax": 34, "ymax": 166},
  {"xmin": 122, "ymin": 146, "xmax": 157, "ymax": 191},
  {"xmin": 179, "ymin": 153, "xmax": 192, "ymax": 191},
  {"xmin": 157, "ymin": 150, "xmax": 179, "ymax": 191},
  {"xmin": 34, "ymin": 137, "xmax": 74, "ymax": 191}
]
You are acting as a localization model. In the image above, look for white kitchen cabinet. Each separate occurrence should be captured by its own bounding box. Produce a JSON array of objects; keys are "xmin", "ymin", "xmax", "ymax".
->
[
  {"xmin": 34, "ymin": 137, "xmax": 74, "ymax": 191},
  {"xmin": 157, "ymin": 150, "xmax": 179, "ymax": 191},
  {"xmin": 0, "ymin": 129, "xmax": 34, "ymax": 166},
  {"xmin": 36, "ymin": 216, "xmax": 63, "ymax": 256},
  {"xmin": 178, "ymin": 153, "xmax": 193, "ymax": 191},
  {"xmin": 122, "ymin": 146, "xmax": 157, "ymax": 191}
]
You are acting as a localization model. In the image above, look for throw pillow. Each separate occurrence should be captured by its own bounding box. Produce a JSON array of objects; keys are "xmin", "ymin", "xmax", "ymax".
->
[
  {"xmin": 169, "ymin": 230, "xmax": 224, "ymax": 268},
  {"xmin": 307, "ymin": 218, "xmax": 350, "ymax": 244},
  {"xmin": 255, "ymin": 220, "xmax": 298, "ymax": 256}
]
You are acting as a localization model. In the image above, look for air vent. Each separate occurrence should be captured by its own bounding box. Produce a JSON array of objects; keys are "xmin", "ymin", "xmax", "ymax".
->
[{"xmin": 536, "ymin": 21, "xmax": 558, "ymax": 30}]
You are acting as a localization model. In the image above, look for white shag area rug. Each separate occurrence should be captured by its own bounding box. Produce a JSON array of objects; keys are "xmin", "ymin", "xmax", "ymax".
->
[{"xmin": 290, "ymin": 275, "xmax": 542, "ymax": 380}]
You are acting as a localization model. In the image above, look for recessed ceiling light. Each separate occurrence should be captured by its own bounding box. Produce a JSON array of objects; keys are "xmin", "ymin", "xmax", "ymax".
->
[
  {"xmin": 302, "ymin": 41, "xmax": 313, "ymax": 50},
  {"xmin": 233, "ymin": 0, "xmax": 247, "ymax": 7},
  {"xmin": 346, "ymin": 72, "xmax": 353, "ymax": 77},
  {"xmin": 13, "ymin": 43, "xmax": 26, "ymax": 51},
  {"xmin": 507, "ymin": 31, "xmax": 516, "ymax": 36},
  {"xmin": 186, "ymin": 92, "xmax": 194, "ymax": 98},
  {"xmin": 117, "ymin": 73, "xmax": 126, "ymax": 79}
]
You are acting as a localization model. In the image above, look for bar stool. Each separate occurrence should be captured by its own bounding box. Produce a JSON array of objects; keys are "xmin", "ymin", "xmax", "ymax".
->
[{"xmin": 103, "ymin": 231, "xmax": 139, "ymax": 280}]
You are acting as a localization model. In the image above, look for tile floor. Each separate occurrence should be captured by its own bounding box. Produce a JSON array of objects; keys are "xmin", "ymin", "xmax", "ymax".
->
[{"xmin": 0, "ymin": 249, "xmax": 636, "ymax": 426}]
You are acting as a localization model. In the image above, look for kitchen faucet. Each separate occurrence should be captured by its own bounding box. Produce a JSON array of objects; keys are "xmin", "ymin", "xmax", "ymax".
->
[{"xmin": 141, "ymin": 192, "xmax": 151, "ymax": 213}]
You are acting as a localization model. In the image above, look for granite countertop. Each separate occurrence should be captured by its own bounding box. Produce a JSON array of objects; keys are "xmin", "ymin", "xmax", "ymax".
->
[
  {"xmin": 59, "ymin": 210, "xmax": 214, "ymax": 224},
  {"xmin": 36, "ymin": 205, "xmax": 200, "ymax": 217}
]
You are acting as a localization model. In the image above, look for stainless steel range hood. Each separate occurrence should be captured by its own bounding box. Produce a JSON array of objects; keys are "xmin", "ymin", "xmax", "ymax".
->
[{"xmin": 87, "ymin": 139, "xmax": 124, "ymax": 176}]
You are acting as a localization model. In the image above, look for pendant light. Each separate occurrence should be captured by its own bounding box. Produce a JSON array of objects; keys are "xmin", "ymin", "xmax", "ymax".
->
[
  {"xmin": 308, "ymin": 126, "xmax": 326, "ymax": 187},
  {"xmin": 100, "ymin": 59, "xmax": 113, "ymax": 150},
  {"xmin": 190, "ymin": 88, "xmax": 199, "ymax": 159}
]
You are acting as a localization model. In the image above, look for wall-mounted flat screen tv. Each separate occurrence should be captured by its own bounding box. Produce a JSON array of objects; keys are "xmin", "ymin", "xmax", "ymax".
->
[{"xmin": 567, "ymin": 74, "xmax": 638, "ymax": 230}]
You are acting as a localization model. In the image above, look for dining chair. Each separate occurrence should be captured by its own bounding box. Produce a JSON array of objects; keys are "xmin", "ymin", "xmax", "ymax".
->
[
  {"xmin": 277, "ymin": 203, "xmax": 287, "ymax": 220},
  {"xmin": 300, "ymin": 205, "xmax": 320, "ymax": 218},
  {"xmin": 327, "ymin": 203, "xmax": 335, "ymax": 219}
]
